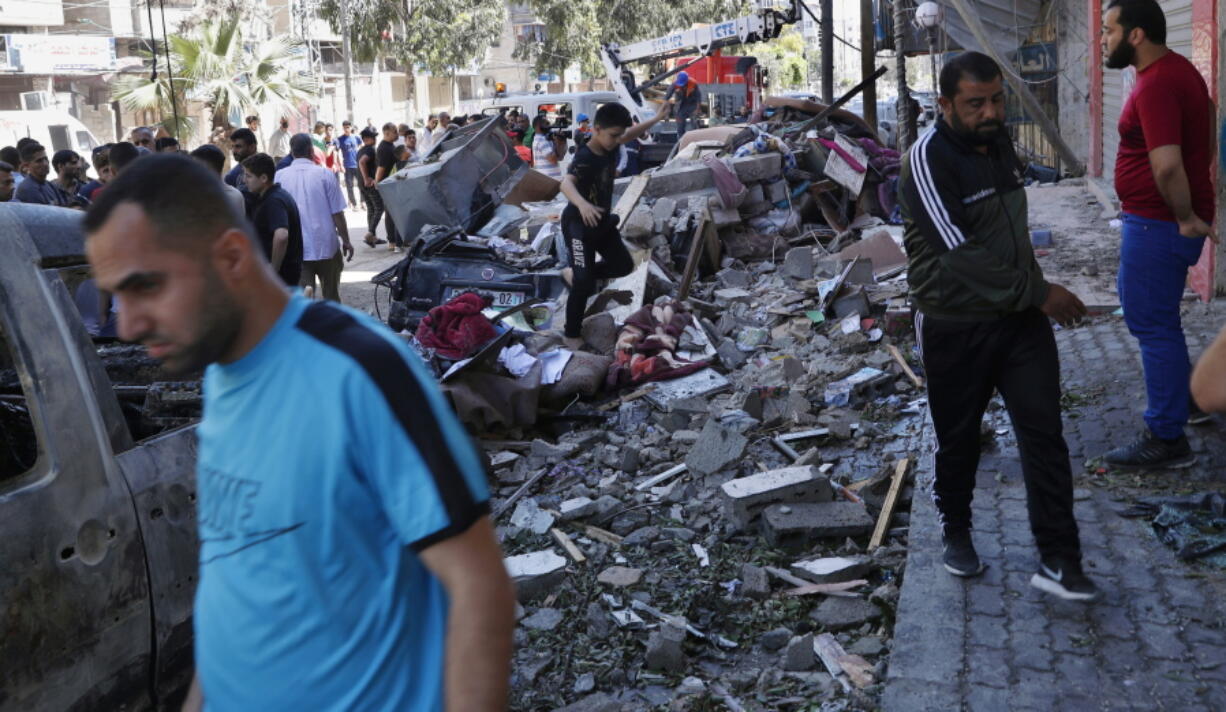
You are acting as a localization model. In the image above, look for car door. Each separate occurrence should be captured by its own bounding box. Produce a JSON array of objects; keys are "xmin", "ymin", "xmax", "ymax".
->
[{"xmin": 0, "ymin": 205, "xmax": 154, "ymax": 711}]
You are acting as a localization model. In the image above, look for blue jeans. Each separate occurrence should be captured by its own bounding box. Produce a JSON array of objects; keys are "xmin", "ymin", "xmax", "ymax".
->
[{"xmin": 1117, "ymin": 212, "xmax": 1206, "ymax": 439}]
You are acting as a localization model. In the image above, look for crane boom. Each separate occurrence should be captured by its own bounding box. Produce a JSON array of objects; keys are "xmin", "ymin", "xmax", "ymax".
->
[{"xmin": 600, "ymin": 0, "xmax": 804, "ymax": 122}]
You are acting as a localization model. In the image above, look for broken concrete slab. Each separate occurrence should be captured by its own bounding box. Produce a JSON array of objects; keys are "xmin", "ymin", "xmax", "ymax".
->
[
  {"xmin": 783, "ymin": 246, "xmax": 814, "ymax": 280},
  {"xmin": 730, "ymin": 153, "xmax": 783, "ymax": 183},
  {"xmin": 558, "ymin": 496, "xmax": 597, "ymax": 521},
  {"xmin": 510, "ymin": 499, "xmax": 556, "ymax": 535},
  {"xmin": 789, "ymin": 556, "xmax": 873, "ymax": 585},
  {"xmin": 644, "ymin": 368, "xmax": 732, "ymax": 412},
  {"xmin": 713, "ymin": 287, "xmax": 753, "ymax": 305},
  {"xmin": 622, "ymin": 204, "xmax": 655, "ymax": 239},
  {"xmin": 597, "ymin": 566, "xmax": 644, "ymax": 587},
  {"xmin": 645, "ymin": 623, "xmax": 687, "ymax": 672},
  {"xmin": 761, "ymin": 502, "xmax": 876, "ymax": 548},
  {"xmin": 685, "ymin": 419, "xmax": 749, "ymax": 476},
  {"xmin": 830, "ymin": 286, "xmax": 871, "ymax": 319},
  {"xmin": 521, "ymin": 607, "xmax": 565, "ymax": 631},
  {"xmin": 505, "ymin": 549, "xmax": 568, "ymax": 602},
  {"xmin": 811, "ymin": 596, "xmax": 883, "ymax": 631},
  {"xmin": 741, "ymin": 563, "xmax": 771, "ymax": 600},
  {"xmin": 720, "ymin": 466, "xmax": 833, "ymax": 529},
  {"xmin": 783, "ymin": 633, "xmax": 817, "ymax": 671},
  {"xmin": 835, "ymin": 229, "xmax": 908, "ymax": 277}
]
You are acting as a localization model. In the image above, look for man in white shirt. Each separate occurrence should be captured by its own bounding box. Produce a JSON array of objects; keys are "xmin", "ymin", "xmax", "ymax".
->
[
  {"xmin": 268, "ymin": 118, "xmax": 291, "ymax": 162},
  {"xmin": 276, "ymin": 134, "xmax": 354, "ymax": 302}
]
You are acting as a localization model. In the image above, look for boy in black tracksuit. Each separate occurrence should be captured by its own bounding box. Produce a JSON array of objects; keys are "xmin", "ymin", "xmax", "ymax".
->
[
  {"xmin": 900, "ymin": 52, "xmax": 1098, "ymax": 601},
  {"xmin": 559, "ymin": 102, "xmax": 671, "ymax": 347}
]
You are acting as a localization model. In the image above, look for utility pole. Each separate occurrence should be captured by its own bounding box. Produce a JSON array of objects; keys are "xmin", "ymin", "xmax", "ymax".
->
[
  {"xmin": 340, "ymin": 0, "xmax": 355, "ymax": 120},
  {"xmin": 893, "ymin": 0, "xmax": 914, "ymax": 150},
  {"xmin": 820, "ymin": 0, "xmax": 833, "ymax": 103},
  {"xmin": 860, "ymin": 0, "xmax": 877, "ymax": 129}
]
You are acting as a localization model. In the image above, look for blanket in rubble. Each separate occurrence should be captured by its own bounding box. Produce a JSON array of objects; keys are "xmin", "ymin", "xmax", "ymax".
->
[
  {"xmin": 606, "ymin": 300, "xmax": 708, "ymax": 390},
  {"xmin": 415, "ymin": 292, "xmax": 497, "ymax": 360}
]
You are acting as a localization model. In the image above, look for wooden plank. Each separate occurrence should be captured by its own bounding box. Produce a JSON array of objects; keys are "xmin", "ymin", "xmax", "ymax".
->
[
  {"xmin": 493, "ymin": 467, "xmax": 549, "ymax": 518},
  {"xmin": 612, "ymin": 173, "xmax": 650, "ymax": 222},
  {"xmin": 782, "ymin": 579, "xmax": 868, "ymax": 597},
  {"xmin": 869, "ymin": 458, "xmax": 909, "ymax": 550},
  {"xmin": 551, "ymin": 528, "xmax": 586, "ymax": 563},
  {"xmin": 677, "ymin": 211, "xmax": 710, "ymax": 302},
  {"xmin": 814, "ymin": 633, "xmax": 874, "ymax": 689},
  {"xmin": 582, "ymin": 524, "xmax": 624, "ymax": 546},
  {"xmin": 887, "ymin": 344, "xmax": 924, "ymax": 388},
  {"xmin": 634, "ymin": 463, "xmax": 687, "ymax": 491},
  {"xmin": 764, "ymin": 566, "xmax": 812, "ymax": 589}
]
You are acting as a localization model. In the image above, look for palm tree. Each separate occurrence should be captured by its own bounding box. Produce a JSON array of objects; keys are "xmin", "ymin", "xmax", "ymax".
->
[{"xmin": 113, "ymin": 16, "xmax": 319, "ymax": 140}]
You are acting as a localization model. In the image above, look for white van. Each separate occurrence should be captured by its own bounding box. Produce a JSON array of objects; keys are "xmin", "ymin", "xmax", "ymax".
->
[{"xmin": 0, "ymin": 110, "xmax": 103, "ymax": 159}]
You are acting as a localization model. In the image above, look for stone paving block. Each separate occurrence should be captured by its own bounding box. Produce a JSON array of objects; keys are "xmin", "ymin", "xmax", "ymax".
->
[
  {"xmin": 760, "ymin": 501, "xmax": 873, "ymax": 547},
  {"xmin": 1008, "ymin": 669, "xmax": 1061, "ymax": 710},
  {"xmin": 1007, "ymin": 629, "xmax": 1055, "ymax": 671},
  {"xmin": 964, "ymin": 644, "xmax": 1010, "ymax": 688},
  {"xmin": 965, "ymin": 685, "xmax": 1013, "ymax": 711},
  {"xmin": 968, "ymin": 614, "xmax": 1008, "ymax": 648},
  {"xmin": 967, "ymin": 584, "xmax": 1007, "ymax": 618},
  {"xmin": 880, "ymin": 678, "xmax": 961, "ymax": 712},
  {"xmin": 1088, "ymin": 603, "xmax": 1138, "ymax": 640},
  {"xmin": 1137, "ymin": 622, "xmax": 1190, "ymax": 660},
  {"xmin": 719, "ymin": 465, "xmax": 831, "ymax": 528}
]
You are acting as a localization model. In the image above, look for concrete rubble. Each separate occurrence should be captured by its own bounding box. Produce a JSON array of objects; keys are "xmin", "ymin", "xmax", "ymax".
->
[{"xmin": 378, "ymin": 109, "xmax": 938, "ymax": 710}]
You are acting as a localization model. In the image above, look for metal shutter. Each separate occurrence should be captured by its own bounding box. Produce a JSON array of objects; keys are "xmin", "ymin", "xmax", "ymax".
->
[{"xmin": 1101, "ymin": 0, "xmax": 1194, "ymax": 178}]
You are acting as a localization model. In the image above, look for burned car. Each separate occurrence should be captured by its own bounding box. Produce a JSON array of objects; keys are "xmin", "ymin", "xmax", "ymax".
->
[
  {"xmin": 0, "ymin": 203, "xmax": 199, "ymax": 711},
  {"xmin": 372, "ymin": 226, "xmax": 566, "ymax": 333}
]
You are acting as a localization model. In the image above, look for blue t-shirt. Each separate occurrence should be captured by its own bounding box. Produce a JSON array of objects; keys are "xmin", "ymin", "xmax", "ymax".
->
[
  {"xmin": 194, "ymin": 294, "xmax": 490, "ymax": 712},
  {"xmin": 336, "ymin": 133, "xmax": 362, "ymax": 169}
]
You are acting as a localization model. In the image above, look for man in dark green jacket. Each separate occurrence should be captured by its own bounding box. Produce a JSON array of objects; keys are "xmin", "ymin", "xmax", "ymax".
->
[{"xmin": 900, "ymin": 51, "xmax": 1097, "ymax": 602}]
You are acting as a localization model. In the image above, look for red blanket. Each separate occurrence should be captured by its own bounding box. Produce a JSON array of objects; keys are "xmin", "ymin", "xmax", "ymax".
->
[
  {"xmin": 416, "ymin": 292, "xmax": 497, "ymax": 360},
  {"xmin": 606, "ymin": 300, "xmax": 708, "ymax": 389}
]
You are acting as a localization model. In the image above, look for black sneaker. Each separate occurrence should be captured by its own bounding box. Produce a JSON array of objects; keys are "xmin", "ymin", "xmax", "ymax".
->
[
  {"xmin": 1031, "ymin": 556, "xmax": 1100, "ymax": 601},
  {"xmin": 1102, "ymin": 430, "xmax": 1194, "ymax": 470},
  {"xmin": 1188, "ymin": 403, "xmax": 1213, "ymax": 426},
  {"xmin": 942, "ymin": 529, "xmax": 986, "ymax": 577}
]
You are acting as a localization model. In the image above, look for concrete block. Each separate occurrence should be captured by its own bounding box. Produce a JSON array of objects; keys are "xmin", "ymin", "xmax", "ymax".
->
[
  {"xmin": 711, "ymin": 205, "xmax": 741, "ymax": 228},
  {"xmin": 783, "ymin": 246, "xmax": 814, "ymax": 280},
  {"xmin": 713, "ymin": 287, "xmax": 753, "ymax": 304},
  {"xmin": 837, "ymin": 258, "xmax": 877, "ymax": 285},
  {"xmin": 652, "ymin": 196, "xmax": 678, "ymax": 223},
  {"xmin": 622, "ymin": 204, "xmax": 655, "ymax": 239},
  {"xmin": 645, "ymin": 623, "xmax": 687, "ymax": 672},
  {"xmin": 763, "ymin": 177, "xmax": 788, "ymax": 204},
  {"xmin": 720, "ymin": 466, "xmax": 833, "ymax": 528},
  {"xmin": 716, "ymin": 268, "xmax": 751, "ymax": 289},
  {"xmin": 831, "ymin": 286, "xmax": 872, "ymax": 319},
  {"xmin": 783, "ymin": 633, "xmax": 816, "ymax": 671},
  {"xmin": 730, "ymin": 153, "xmax": 782, "ymax": 182},
  {"xmin": 761, "ymin": 501, "xmax": 876, "ymax": 548},
  {"xmin": 559, "ymin": 496, "xmax": 597, "ymax": 521},
  {"xmin": 505, "ymin": 549, "xmax": 568, "ymax": 602},
  {"xmin": 646, "ymin": 162, "xmax": 715, "ymax": 197},
  {"xmin": 789, "ymin": 555, "xmax": 873, "ymax": 584},
  {"xmin": 685, "ymin": 419, "xmax": 749, "ymax": 476},
  {"xmin": 743, "ymin": 182, "xmax": 766, "ymax": 206}
]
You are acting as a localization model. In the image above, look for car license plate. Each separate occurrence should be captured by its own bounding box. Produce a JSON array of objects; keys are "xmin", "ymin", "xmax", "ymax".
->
[{"xmin": 444, "ymin": 288, "xmax": 525, "ymax": 309}]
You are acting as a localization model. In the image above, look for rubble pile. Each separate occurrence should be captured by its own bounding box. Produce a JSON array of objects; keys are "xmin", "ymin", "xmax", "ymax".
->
[{"xmin": 376, "ymin": 111, "xmax": 929, "ymax": 710}]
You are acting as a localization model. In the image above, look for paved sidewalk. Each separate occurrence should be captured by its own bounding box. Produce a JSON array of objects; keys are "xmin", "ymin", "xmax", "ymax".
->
[{"xmin": 884, "ymin": 308, "xmax": 1226, "ymax": 711}]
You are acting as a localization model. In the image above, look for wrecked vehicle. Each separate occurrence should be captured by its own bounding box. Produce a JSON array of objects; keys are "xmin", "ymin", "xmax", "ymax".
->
[
  {"xmin": 373, "ymin": 226, "xmax": 566, "ymax": 333},
  {"xmin": 0, "ymin": 203, "xmax": 199, "ymax": 711}
]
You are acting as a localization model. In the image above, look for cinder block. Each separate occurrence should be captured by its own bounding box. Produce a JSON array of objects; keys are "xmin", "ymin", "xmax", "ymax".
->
[
  {"xmin": 504, "ymin": 549, "xmax": 568, "ymax": 602},
  {"xmin": 761, "ymin": 501, "xmax": 876, "ymax": 548},
  {"xmin": 790, "ymin": 555, "xmax": 872, "ymax": 584},
  {"xmin": 730, "ymin": 153, "xmax": 782, "ymax": 182},
  {"xmin": 720, "ymin": 466, "xmax": 832, "ymax": 529}
]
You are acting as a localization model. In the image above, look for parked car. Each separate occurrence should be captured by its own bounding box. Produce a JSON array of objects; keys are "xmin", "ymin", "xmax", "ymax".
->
[
  {"xmin": 0, "ymin": 202, "xmax": 200, "ymax": 711},
  {"xmin": 372, "ymin": 226, "xmax": 566, "ymax": 333},
  {"xmin": 0, "ymin": 110, "xmax": 103, "ymax": 163}
]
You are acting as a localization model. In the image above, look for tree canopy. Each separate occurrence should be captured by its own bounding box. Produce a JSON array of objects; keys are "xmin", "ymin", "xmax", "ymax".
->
[
  {"xmin": 514, "ymin": 0, "xmax": 752, "ymax": 78},
  {"xmin": 317, "ymin": 0, "xmax": 506, "ymax": 76}
]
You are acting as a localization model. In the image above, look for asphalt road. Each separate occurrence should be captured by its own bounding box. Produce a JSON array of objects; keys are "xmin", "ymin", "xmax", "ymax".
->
[{"xmin": 333, "ymin": 204, "xmax": 406, "ymax": 320}]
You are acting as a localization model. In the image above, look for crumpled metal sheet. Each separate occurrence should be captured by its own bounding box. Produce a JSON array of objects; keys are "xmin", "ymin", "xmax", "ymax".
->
[{"xmin": 376, "ymin": 116, "xmax": 529, "ymax": 247}]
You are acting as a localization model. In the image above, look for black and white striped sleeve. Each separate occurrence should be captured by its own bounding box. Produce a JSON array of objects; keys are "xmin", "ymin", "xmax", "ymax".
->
[{"xmin": 901, "ymin": 129, "xmax": 972, "ymax": 255}]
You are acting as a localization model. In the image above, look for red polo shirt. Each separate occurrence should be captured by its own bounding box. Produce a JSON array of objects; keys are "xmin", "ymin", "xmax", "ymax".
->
[{"xmin": 1114, "ymin": 51, "xmax": 1214, "ymax": 223}]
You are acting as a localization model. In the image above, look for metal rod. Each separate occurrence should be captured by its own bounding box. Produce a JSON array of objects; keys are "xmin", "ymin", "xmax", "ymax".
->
[{"xmin": 157, "ymin": 0, "xmax": 180, "ymax": 140}]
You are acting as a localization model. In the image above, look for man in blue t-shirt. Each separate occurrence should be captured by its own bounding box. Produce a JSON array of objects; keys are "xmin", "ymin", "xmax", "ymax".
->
[
  {"xmin": 336, "ymin": 120, "xmax": 363, "ymax": 211},
  {"xmin": 83, "ymin": 154, "xmax": 515, "ymax": 712}
]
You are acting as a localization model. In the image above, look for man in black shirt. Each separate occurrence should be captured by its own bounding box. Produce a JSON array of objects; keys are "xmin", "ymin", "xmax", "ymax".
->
[
  {"xmin": 241, "ymin": 152, "xmax": 303, "ymax": 286},
  {"xmin": 356, "ymin": 127, "xmax": 386, "ymax": 248},
  {"xmin": 374, "ymin": 122, "xmax": 402, "ymax": 251},
  {"xmin": 559, "ymin": 102, "xmax": 671, "ymax": 348}
]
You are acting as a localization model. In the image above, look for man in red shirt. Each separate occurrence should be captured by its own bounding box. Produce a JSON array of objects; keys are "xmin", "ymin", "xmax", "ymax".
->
[{"xmin": 1101, "ymin": 0, "xmax": 1215, "ymax": 469}]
